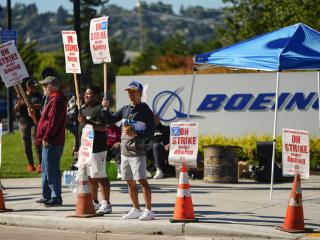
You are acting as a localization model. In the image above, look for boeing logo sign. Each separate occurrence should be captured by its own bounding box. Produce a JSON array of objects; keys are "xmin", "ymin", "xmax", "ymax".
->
[
  {"xmin": 153, "ymin": 90, "xmax": 319, "ymax": 122},
  {"xmin": 152, "ymin": 87, "xmax": 202, "ymax": 122},
  {"xmin": 197, "ymin": 92, "xmax": 319, "ymax": 111},
  {"xmin": 117, "ymin": 73, "xmax": 320, "ymax": 136}
]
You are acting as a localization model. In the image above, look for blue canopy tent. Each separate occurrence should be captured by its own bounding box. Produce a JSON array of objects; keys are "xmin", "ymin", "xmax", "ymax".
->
[{"xmin": 193, "ymin": 23, "xmax": 320, "ymax": 199}]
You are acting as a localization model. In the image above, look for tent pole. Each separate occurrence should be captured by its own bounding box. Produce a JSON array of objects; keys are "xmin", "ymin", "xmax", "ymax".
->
[
  {"xmin": 270, "ymin": 71, "xmax": 280, "ymax": 200},
  {"xmin": 187, "ymin": 66, "xmax": 197, "ymax": 119},
  {"xmin": 317, "ymin": 71, "xmax": 320, "ymax": 130}
]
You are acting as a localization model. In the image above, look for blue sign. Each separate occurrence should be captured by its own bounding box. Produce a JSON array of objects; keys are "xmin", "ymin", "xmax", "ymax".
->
[
  {"xmin": 1, "ymin": 30, "xmax": 17, "ymax": 45},
  {"xmin": 171, "ymin": 127, "xmax": 180, "ymax": 136},
  {"xmin": 101, "ymin": 21, "xmax": 108, "ymax": 30}
]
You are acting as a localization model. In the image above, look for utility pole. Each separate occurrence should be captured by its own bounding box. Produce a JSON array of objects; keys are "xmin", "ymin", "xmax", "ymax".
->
[
  {"xmin": 73, "ymin": 0, "xmax": 81, "ymax": 90},
  {"xmin": 6, "ymin": 0, "xmax": 14, "ymax": 133},
  {"xmin": 72, "ymin": 0, "xmax": 81, "ymax": 161},
  {"xmin": 136, "ymin": 0, "xmax": 144, "ymax": 52}
]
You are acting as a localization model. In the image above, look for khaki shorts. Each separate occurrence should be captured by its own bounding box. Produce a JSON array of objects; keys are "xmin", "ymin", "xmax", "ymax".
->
[
  {"xmin": 87, "ymin": 151, "xmax": 107, "ymax": 178},
  {"xmin": 121, "ymin": 154, "xmax": 146, "ymax": 180}
]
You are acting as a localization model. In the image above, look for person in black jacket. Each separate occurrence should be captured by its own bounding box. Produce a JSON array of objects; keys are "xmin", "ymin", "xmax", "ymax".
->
[
  {"xmin": 102, "ymin": 81, "xmax": 156, "ymax": 221},
  {"xmin": 145, "ymin": 113, "xmax": 171, "ymax": 179}
]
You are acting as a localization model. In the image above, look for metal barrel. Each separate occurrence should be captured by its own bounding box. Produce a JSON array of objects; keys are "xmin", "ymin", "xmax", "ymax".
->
[{"xmin": 203, "ymin": 145, "xmax": 241, "ymax": 183}]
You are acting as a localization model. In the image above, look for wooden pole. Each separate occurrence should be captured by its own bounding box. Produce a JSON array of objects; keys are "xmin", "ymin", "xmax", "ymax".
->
[
  {"xmin": 73, "ymin": 73, "xmax": 81, "ymax": 110},
  {"xmin": 103, "ymin": 62, "xmax": 107, "ymax": 99},
  {"xmin": 16, "ymin": 84, "xmax": 38, "ymax": 124}
]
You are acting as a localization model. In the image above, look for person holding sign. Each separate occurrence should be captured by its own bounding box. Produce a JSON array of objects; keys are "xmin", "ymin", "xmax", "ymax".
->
[
  {"xmin": 29, "ymin": 76, "xmax": 67, "ymax": 207},
  {"xmin": 14, "ymin": 78, "xmax": 43, "ymax": 173},
  {"xmin": 102, "ymin": 81, "xmax": 156, "ymax": 221},
  {"xmin": 78, "ymin": 86, "xmax": 112, "ymax": 215}
]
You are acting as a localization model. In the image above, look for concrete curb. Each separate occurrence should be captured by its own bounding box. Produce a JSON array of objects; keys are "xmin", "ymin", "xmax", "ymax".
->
[
  {"xmin": 0, "ymin": 214, "xmax": 184, "ymax": 236},
  {"xmin": 0, "ymin": 214, "xmax": 304, "ymax": 239},
  {"xmin": 185, "ymin": 222, "xmax": 301, "ymax": 239}
]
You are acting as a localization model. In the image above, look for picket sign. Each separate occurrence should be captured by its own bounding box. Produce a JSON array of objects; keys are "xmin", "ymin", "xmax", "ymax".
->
[
  {"xmin": 169, "ymin": 122, "xmax": 198, "ymax": 168},
  {"xmin": 62, "ymin": 31, "xmax": 81, "ymax": 109},
  {"xmin": 0, "ymin": 40, "xmax": 27, "ymax": 87},
  {"xmin": 89, "ymin": 16, "xmax": 111, "ymax": 99},
  {"xmin": 282, "ymin": 128, "xmax": 310, "ymax": 179}
]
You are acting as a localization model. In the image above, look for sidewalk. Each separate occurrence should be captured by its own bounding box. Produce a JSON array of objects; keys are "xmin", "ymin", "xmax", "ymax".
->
[{"xmin": 0, "ymin": 176, "xmax": 319, "ymax": 239}]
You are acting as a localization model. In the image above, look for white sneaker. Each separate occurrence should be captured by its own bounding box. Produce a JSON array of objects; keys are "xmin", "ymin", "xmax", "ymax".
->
[
  {"xmin": 146, "ymin": 170, "xmax": 152, "ymax": 179},
  {"xmin": 96, "ymin": 200, "xmax": 112, "ymax": 214},
  {"xmin": 93, "ymin": 201, "xmax": 101, "ymax": 211},
  {"xmin": 117, "ymin": 170, "xmax": 122, "ymax": 180},
  {"xmin": 122, "ymin": 208, "xmax": 142, "ymax": 219},
  {"xmin": 153, "ymin": 170, "xmax": 164, "ymax": 179},
  {"xmin": 139, "ymin": 209, "xmax": 155, "ymax": 221}
]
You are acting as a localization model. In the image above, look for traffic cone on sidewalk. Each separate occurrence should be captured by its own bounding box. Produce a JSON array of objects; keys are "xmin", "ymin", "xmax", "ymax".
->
[
  {"xmin": 67, "ymin": 167, "xmax": 98, "ymax": 218},
  {"xmin": 0, "ymin": 180, "xmax": 12, "ymax": 213},
  {"xmin": 170, "ymin": 165, "xmax": 197, "ymax": 223},
  {"xmin": 276, "ymin": 173, "xmax": 305, "ymax": 233}
]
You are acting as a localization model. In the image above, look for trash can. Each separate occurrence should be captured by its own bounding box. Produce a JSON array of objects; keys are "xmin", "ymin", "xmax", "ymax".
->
[{"xmin": 203, "ymin": 145, "xmax": 241, "ymax": 183}]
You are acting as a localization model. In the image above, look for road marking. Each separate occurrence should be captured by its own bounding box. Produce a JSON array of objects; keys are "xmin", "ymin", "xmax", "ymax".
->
[{"xmin": 304, "ymin": 232, "xmax": 320, "ymax": 238}]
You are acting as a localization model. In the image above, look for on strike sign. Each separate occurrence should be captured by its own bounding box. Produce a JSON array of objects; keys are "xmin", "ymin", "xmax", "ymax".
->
[
  {"xmin": 78, "ymin": 125, "xmax": 94, "ymax": 166},
  {"xmin": 89, "ymin": 16, "xmax": 111, "ymax": 64},
  {"xmin": 282, "ymin": 128, "xmax": 309, "ymax": 179},
  {"xmin": 0, "ymin": 40, "xmax": 28, "ymax": 87},
  {"xmin": 169, "ymin": 122, "xmax": 198, "ymax": 167},
  {"xmin": 62, "ymin": 31, "xmax": 81, "ymax": 74}
]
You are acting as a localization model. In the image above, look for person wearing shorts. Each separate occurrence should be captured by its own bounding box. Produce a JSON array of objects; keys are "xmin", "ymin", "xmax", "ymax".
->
[
  {"xmin": 78, "ymin": 86, "xmax": 112, "ymax": 214},
  {"xmin": 102, "ymin": 81, "xmax": 156, "ymax": 221}
]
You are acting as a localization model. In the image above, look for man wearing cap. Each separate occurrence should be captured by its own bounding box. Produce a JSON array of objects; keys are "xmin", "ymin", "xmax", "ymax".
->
[
  {"xmin": 14, "ymin": 78, "xmax": 43, "ymax": 173},
  {"xmin": 102, "ymin": 81, "xmax": 156, "ymax": 220},
  {"xmin": 29, "ymin": 76, "xmax": 67, "ymax": 207}
]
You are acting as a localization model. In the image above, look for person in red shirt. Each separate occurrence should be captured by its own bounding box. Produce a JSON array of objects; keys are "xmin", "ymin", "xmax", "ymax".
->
[
  {"xmin": 105, "ymin": 123, "xmax": 121, "ymax": 179},
  {"xmin": 29, "ymin": 76, "xmax": 67, "ymax": 207}
]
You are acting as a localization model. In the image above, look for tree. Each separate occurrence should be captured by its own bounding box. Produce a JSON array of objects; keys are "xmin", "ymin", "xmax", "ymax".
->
[
  {"xmin": 17, "ymin": 39, "xmax": 40, "ymax": 77},
  {"xmin": 219, "ymin": 0, "xmax": 320, "ymax": 45}
]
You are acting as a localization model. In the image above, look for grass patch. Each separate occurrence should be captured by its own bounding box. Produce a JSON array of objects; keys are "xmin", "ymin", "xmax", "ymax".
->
[{"xmin": 0, "ymin": 131, "xmax": 117, "ymax": 180}]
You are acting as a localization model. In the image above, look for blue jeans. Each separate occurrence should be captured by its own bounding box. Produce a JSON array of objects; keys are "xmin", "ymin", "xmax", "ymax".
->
[{"xmin": 41, "ymin": 145, "xmax": 64, "ymax": 201}]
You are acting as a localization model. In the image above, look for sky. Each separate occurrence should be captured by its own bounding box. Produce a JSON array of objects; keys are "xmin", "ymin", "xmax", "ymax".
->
[{"xmin": 10, "ymin": 0, "xmax": 226, "ymax": 14}]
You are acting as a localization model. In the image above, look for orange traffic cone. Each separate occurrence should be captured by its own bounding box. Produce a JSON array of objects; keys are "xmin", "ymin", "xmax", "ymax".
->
[
  {"xmin": 276, "ymin": 173, "xmax": 305, "ymax": 233},
  {"xmin": 0, "ymin": 180, "xmax": 12, "ymax": 213},
  {"xmin": 67, "ymin": 168, "xmax": 98, "ymax": 218},
  {"xmin": 170, "ymin": 165, "xmax": 197, "ymax": 222}
]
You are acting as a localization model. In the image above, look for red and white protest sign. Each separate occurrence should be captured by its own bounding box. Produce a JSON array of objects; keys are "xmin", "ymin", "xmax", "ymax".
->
[
  {"xmin": 0, "ymin": 40, "xmax": 28, "ymax": 87},
  {"xmin": 78, "ymin": 125, "xmax": 94, "ymax": 165},
  {"xmin": 282, "ymin": 128, "xmax": 309, "ymax": 179},
  {"xmin": 89, "ymin": 16, "xmax": 111, "ymax": 64},
  {"xmin": 169, "ymin": 122, "xmax": 198, "ymax": 167},
  {"xmin": 62, "ymin": 31, "xmax": 81, "ymax": 74}
]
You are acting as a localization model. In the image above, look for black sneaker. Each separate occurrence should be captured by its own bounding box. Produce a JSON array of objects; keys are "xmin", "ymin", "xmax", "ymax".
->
[
  {"xmin": 44, "ymin": 198, "xmax": 62, "ymax": 207},
  {"xmin": 36, "ymin": 198, "xmax": 49, "ymax": 204}
]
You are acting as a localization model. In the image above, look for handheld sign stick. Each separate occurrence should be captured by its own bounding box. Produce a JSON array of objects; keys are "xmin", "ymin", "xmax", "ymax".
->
[
  {"xmin": 73, "ymin": 73, "xmax": 81, "ymax": 111},
  {"xmin": 16, "ymin": 83, "xmax": 38, "ymax": 124},
  {"xmin": 103, "ymin": 62, "xmax": 107, "ymax": 99}
]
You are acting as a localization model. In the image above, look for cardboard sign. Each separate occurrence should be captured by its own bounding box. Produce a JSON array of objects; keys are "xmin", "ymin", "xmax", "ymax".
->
[
  {"xmin": 169, "ymin": 122, "xmax": 198, "ymax": 167},
  {"xmin": 0, "ymin": 41, "xmax": 28, "ymax": 87},
  {"xmin": 282, "ymin": 128, "xmax": 309, "ymax": 179},
  {"xmin": 62, "ymin": 31, "xmax": 81, "ymax": 74},
  {"xmin": 89, "ymin": 16, "xmax": 111, "ymax": 64},
  {"xmin": 78, "ymin": 124, "xmax": 94, "ymax": 166}
]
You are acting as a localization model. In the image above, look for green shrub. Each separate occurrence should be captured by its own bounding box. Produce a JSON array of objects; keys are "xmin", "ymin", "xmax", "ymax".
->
[{"xmin": 199, "ymin": 134, "xmax": 320, "ymax": 170}]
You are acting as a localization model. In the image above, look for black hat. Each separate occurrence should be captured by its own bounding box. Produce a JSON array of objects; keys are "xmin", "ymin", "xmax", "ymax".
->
[{"xmin": 41, "ymin": 67, "xmax": 57, "ymax": 79}]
